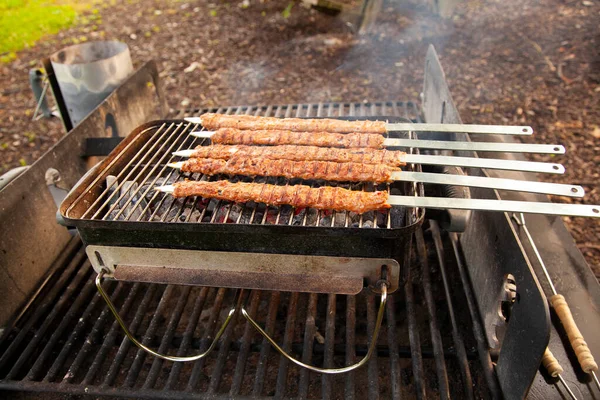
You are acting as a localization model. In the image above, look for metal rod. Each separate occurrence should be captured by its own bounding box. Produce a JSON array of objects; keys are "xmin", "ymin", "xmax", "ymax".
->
[
  {"xmin": 182, "ymin": 136, "xmax": 563, "ymax": 155},
  {"xmin": 558, "ymin": 375, "xmax": 580, "ymax": 400},
  {"xmin": 395, "ymin": 171, "xmax": 582, "ymax": 198},
  {"xmin": 401, "ymin": 154, "xmax": 564, "ymax": 174},
  {"xmin": 184, "ymin": 117, "xmax": 533, "ymax": 135},
  {"xmin": 387, "ymin": 196, "xmax": 600, "ymax": 218},
  {"xmin": 511, "ymin": 213, "xmax": 558, "ymax": 295},
  {"xmin": 155, "ymin": 185, "xmax": 600, "ymax": 217},
  {"xmin": 386, "ymin": 122, "xmax": 533, "ymax": 135},
  {"xmin": 241, "ymin": 283, "xmax": 388, "ymax": 375},
  {"xmin": 385, "ymin": 138, "xmax": 564, "ymax": 154},
  {"xmin": 593, "ymin": 371, "xmax": 600, "ymax": 392},
  {"xmin": 95, "ymin": 271, "xmax": 236, "ymax": 362}
]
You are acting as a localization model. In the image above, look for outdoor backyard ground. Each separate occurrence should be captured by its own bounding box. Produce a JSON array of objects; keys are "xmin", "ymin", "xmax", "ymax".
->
[{"xmin": 0, "ymin": 0, "xmax": 598, "ymax": 276}]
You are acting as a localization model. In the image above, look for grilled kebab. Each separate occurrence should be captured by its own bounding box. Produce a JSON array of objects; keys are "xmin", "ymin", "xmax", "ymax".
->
[
  {"xmin": 178, "ymin": 144, "xmax": 405, "ymax": 167},
  {"xmin": 170, "ymin": 157, "xmax": 397, "ymax": 183},
  {"xmin": 199, "ymin": 113, "xmax": 387, "ymax": 134},
  {"xmin": 201, "ymin": 128, "xmax": 385, "ymax": 149},
  {"xmin": 164, "ymin": 180, "xmax": 390, "ymax": 214}
]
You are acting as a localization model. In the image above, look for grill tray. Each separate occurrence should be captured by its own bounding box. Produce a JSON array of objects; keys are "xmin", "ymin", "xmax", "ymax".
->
[{"xmin": 60, "ymin": 118, "xmax": 424, "ymax": 260}]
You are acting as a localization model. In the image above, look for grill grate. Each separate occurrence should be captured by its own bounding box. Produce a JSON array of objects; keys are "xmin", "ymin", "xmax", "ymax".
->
[
  {"xmin": 0, "ymin": 102, "xmax": 498, "ymax": 399},
  {"xmin": 0, "ymin": 227, "xmax": 493, "ymax": 399}
]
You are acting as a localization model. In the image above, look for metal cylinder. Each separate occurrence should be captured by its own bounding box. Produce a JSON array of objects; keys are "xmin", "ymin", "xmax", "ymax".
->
[{"xmin": 50, "ymin": 41, "xmax": 133, "ymax": 126}]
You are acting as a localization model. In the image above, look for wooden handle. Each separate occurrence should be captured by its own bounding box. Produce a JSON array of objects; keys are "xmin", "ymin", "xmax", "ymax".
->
[
  {"xmin": 542, "ymin": 348, "xmax": 563, "ymax": 377},
  {"xmin": 551, "ymin": 294, "xmax": 598, "ymax": 373}
]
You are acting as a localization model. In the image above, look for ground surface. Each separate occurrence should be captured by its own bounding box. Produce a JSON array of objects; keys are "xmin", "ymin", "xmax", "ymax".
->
[{"xmin": 0, "ymin": 0, "xmax": 598, "ymax": 277}]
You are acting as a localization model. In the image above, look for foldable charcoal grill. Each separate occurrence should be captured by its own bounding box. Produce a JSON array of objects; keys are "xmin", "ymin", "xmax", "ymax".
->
[{"xmin": 1, "ymin": 46, "xmax": 599, "ymax": 400}]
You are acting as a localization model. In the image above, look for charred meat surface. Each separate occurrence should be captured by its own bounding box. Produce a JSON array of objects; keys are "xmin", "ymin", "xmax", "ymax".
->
[
  {"xmin": 179, "ymin": 157, "xmax": 398, "ymax": 183},
  {"xmin": 201, "ymin": 113, "xmax": 387, "ymax": 133},
  {"xmin": 210, "ymin": 128, "xmax": 385, "ymax": 148},
  {"xmin": 190, "ymin": 144, "xmax": 406, "ymax": 166},
  {"xmin": 172, "ymin": 180, "xmax": 391, "ymax": 213}
]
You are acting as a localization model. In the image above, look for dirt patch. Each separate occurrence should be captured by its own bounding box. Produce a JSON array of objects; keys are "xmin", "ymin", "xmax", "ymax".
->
[{"xmin": 0, "ymin": 0, "xmax": 598, "ymax": 277}]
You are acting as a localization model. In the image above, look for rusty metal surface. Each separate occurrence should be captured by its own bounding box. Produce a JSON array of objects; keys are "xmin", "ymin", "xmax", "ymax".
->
[
  {"xmin": 50, "ymin": 41, "xmax": 134, "ymax": 126},
  {"xmin": 88, "ymin": 245, "xmax": 400, "ymax": 294},
  {"xmin": 0, "ymin": 60, "xmax": 166, "ymax": 327}
]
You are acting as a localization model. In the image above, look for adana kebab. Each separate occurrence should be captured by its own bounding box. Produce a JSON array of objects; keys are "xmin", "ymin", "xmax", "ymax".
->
[
  {"xmin": 173, "ymin": 144, "xmax": 405, "ymax": 167},
  {"xmin": 190, "ymin": 128, "xmax": 565, "ymax": 155},
  {"xmin": 172, "ymin": 145, "xmax": 581, "ymax": 196},
  {"xmin": 186, "ymin": 113, "xmax": 533, "ymax": 135},
  {"xmin": 167, "ymin": 157, "xmax": 583, "ymax": 198},
  {"xmin": 155, "ymin": 180, "xmax": 600, "ymax": 218},
  {"xmin": 170, "ymin": 157, "xmax": 397, "ymax": 184},
  {"xmin": 173, "ymin": 144, "xmax": 565, "ymax": 175}
]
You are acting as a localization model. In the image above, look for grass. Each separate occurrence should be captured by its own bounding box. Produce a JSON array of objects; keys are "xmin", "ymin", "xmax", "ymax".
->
[{"xmin": 0, "ymin": 0, "xmax": 94, "ymax": 62}]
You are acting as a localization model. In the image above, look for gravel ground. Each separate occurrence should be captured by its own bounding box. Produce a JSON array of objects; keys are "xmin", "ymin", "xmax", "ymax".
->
[{"xmin": 0, "ymin": 0, "xmax": 598, "ymax": 277}]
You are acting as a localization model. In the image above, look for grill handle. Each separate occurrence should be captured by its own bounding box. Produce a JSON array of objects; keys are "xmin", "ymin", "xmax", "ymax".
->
[{"xmin": 96, "ymin": 269, "xmax": 388, "ymax": 372}]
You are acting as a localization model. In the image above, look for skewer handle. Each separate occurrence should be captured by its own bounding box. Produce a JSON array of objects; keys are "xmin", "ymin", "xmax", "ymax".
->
[
  {"xmin": 550, "ymin": 294, "xmax": 598, "ymax": 373},
  {"xmin": 542, "ymin": 347, "xmax": 564, "ymax": 377}
]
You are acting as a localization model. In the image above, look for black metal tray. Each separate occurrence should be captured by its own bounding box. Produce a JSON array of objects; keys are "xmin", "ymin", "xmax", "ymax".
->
[{"xmin": 60, "ymin": 118, "xmax": 425, "ymax": 260}]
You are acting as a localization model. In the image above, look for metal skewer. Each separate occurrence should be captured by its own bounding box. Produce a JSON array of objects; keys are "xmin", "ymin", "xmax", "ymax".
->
[
  {"xmin": 189, "ymin": 131, "xmax": 560, "ymax": 154},
  {"xmin": 169, "ymin": 153, "xmax": 564, "ymax": 175},
  {"xmin": 184, "ymin": 118, "xmax": 533, "ymax": 135},
  {"xmin": 155, "ymin": 185, "xmax": 600, "ymax": 218},
  {"xmin": 542, "ymin": 347, "xmax": 579, "ymax": 400},
  {"xmin": 166, "ymin": 159, "xmax": 580, "ymax": 197},
  {"xmin": 513, "ymin": 213, "xmax": 600, "ymax": 392}
]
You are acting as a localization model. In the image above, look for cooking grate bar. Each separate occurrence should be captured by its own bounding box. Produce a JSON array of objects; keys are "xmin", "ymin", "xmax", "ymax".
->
[
  {"xmin": 43, "ymin": 280, "xmax": 123, "ymax": 383},
  {"xmin": 102, "ymin": 284, "xmax": 159, "ymax": 387},
  {"xmin": 142, "ymin": 286, "xmax": 192, "ymax": 390},
  {"xmin": 80, "ymin": 282, "xmax": 142, "ymax": 385},
  {"xmin": 26, "ymin": 262, "xmax": 98, "ymax": 381},
  {"xmin": 386, "ymin": 299, "xmax": 402, "ymax": 399},
  {"xmin": 274, "ymin": 292, "xmax": 300, "ymax": 398},
  {"xmin": 416, "ymin": 228, "xmax": 451, "ymax": 399},
  {"xmin": 0, "ymin": 237, "xmax": 81, "ymax": 373},
  {"xmin": 229, "ymin": 291, "xmax": 262, "ymax": 395},
  {"xmin": 366, "ymin": 294, "xmax": 380, "ymax": 399},
  {"xmin": 164, "ymin": 286, "xmax": 210, "ymax": 390},
  {"xmin": 345, "ymin": 295, "xmax": 357, "ymax": 399},
  {"xmin": 406, "ymin": 268, "xmax": 427, "ymax": 399},
  {"xmin": 5, "ymin": 255, "xmax": 91, "ymax": 381},
  {"xmin": 322, "ymin": 293, "xmax": 336, "ymax": 399},
  {"xmin": 186, "ymin": 287, "xmax": 228, "ymax": 391},
  {"xmin": 298, "ymin": 293, "xmax": 319, "ymax": 399},
  {"xmin": 125, "ymin": 286, "xmax": 177, "ymax": 387},
  {"xmin": 207, "ymin": 293, "xmax": 242, "ymax": 394},
  {"xmin": 252, "ymin": 291, "xmax": 281, "ymax": 396},
  {"xmin": 430, "ymin": 222, "xmax": 475, "ymax": 399}
]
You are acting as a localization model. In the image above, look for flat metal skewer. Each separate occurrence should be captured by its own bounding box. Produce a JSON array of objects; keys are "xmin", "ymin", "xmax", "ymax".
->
[
  {"xmin": 166, "ymin": 159, "xmax": 581, "ymax": 197},
  {"xmin": 184, "ymin": 118, "xmax": 533, "ymax": 135},
  {"xmin": 170, "ymin": 152, "xmax": 564, "ymax": 175},
  {"xmin": 189, "ymin": 131, "xmax": 559, "ymax": 153},
  {"xmin": 155, "ymin": 185, "xmax": 600, "ymax": 218}
]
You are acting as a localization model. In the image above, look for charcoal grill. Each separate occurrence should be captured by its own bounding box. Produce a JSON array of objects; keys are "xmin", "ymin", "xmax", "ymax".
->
[{"xmin": 1, "ymin": 47, "xmax": 600, "ymax": 399}]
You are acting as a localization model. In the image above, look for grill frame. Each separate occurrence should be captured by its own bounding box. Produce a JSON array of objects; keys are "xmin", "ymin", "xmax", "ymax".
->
[{"xmin": 59, "ymin": 116, "xmax": 425, "ymax": 260}]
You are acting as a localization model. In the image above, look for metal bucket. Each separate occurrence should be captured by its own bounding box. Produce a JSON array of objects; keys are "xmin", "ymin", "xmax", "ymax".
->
[{"xmin": 50, "ymin": 41, "xmax": 133, "ymax": 126}]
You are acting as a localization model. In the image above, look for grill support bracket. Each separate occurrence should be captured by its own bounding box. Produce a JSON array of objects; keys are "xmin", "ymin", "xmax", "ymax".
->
[{"xmin": 87, "ymin": 245, "xmax": 400, "ymax": 295}]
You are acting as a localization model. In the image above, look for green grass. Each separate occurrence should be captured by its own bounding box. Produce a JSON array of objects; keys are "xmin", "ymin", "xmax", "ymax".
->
[{"xmin": 0, "ymin": 0, "xmax": 85, "ymax": 60}]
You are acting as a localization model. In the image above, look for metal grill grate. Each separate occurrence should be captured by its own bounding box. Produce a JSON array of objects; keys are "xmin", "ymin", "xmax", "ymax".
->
[{"xmin": 0, "ymin": 102, "xmax": 498, "ymax": 399}]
